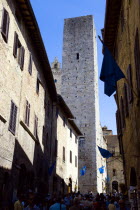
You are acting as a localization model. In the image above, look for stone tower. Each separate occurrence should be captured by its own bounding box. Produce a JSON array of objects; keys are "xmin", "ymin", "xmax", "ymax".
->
[
  {"xmin": 61, "ymin": 15, "xmax": 106, "ymax": 193},
  {"xmin": 51, "ymin": 57, "xmax": 62, "ymax": 94}
]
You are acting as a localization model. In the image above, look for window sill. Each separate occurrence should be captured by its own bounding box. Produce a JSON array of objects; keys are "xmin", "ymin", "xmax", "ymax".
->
[
  {"xmin": 0, "ymin": 114, "xmax": 7, "ymax": 123},
  {"xmin": 20, "ymin": 120, "xmax": 39, "ymax": 144}
]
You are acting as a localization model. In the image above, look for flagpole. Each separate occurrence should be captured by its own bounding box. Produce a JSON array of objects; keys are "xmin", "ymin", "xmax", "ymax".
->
[{"xmin": 98, "ymin": 35, "xmax": 139, "ymax": 99}]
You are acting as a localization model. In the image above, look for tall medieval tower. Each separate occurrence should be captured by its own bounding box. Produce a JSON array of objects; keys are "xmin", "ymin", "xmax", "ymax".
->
[{"xmin": 61, "ymin": 15, "xmax": 106, "ymax": 193}]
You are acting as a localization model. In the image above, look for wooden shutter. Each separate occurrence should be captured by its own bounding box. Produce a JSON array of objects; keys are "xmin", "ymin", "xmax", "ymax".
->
[
  {"xmin": 36, "ymin": 78, "xmax": 39, "ymax": 94},
  {"xmin": 34, "ymin": 115, "xmax": 38, "ymax": 138},
  {"xmin": 116, "ymin": 110, "xmax": 122, "ymax": 136},
  {"xmin": 120, "ymin": 96, "xmax": 125, "ymax": 129},
  {"xmin": 63, "ymin": 147, "xmax": 65, "ymax": 162},
  {"xmin": 70, "ymin": 151, "xmax": 72, "ymax": 163},
  {"xmin": 25, "ymin": 100, "xmax": 30, "ymax": 126},
  {"xmin": 18, "ymin": 46, "xmax": 25, "ymax": 70},
  {"xmin": 1, "ymin": 8, "xmax": 10, "ymax": 42},
  {"xmin": 13, "ymin": 32, "xmax": 18, "ymax": 58},
  {"xmin": 134, "ymin": 29, "xmax": 140, "ymax": 93},
  {"xmin": 123, "ymin": 83, "xmax": 129, "ymax": 117},
  {"xmin": 28, "ymin": 53, "xmax": 32, "ymax": 75},
  {"xmin": 127, "ymin": 64, "xmax": 133, "ymax": 103},
  {"xmin": 21, "ymin": 46, "xmax": 25, "ymax": 70},
  {"xmin": 9, "ymin": 101, "xmax": 17, "ymax": 134}
]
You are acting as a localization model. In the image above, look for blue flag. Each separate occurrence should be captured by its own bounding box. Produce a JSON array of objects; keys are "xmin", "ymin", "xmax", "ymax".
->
[
  {"xmin": 80, "ymin": 166, "xmax": 86, "ymax": 176},
  {"xmin": 99, "ymin": 166, "xmax": 105, "ymax": 174},
  {"xmin": 98, "ymin": 146, "xmax": 113, "ymax": 159},
  {"xmin": 48, "ymin": 161, "xmax": 56, "ymax": 176},
  {"xmin": 106, "ymin": 175, "xmax": 110, "ymax": 182},
  {"xmin": 100, "ymin": 45, "xmax": 125, "ymax": 96}
]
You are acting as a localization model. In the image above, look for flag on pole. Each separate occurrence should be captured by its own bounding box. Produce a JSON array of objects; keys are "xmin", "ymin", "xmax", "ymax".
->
[
  {"xmin": 99, "ymin": 166, "xmax": 105, "ymax": 174},
  {"xmin": 48, "ymin": 161, "xmax": 56, "ymax": 176},
  {"xmin": 98, "ymin": 146, "xmax": 113, "ymax": 159},
  {"xmin": 100, "ymin": 45, "xmax": 125, "ymax": 96},
  {"xmin": 80, "ymin": 166, "xmax": 86, "ymax": 176}
]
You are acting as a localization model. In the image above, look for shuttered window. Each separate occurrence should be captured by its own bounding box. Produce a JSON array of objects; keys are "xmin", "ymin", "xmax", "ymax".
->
[
  {"xmin": 127, "ymin": 64, "xmax": 133, "ymax": 103},
  {"xmin": 28, "ymin": 53, "xmax": 32, "ymax": 75},
  {"xmin": 123, "ymin": 83, "xmax": 129, "ymax": 117},
  {"xmin": 1, "ymin": 8, "xmax": 10, "ymax": 43},
  {"xmin": 63, "ymin": 147, "xmax": 65, "ymax": 162},
  {"xmin": 120, "ymin": 96, "xmax": 125, "ymax": 129},
  {"xmin": 70, "ymin": 150, "xmax": 72, "ymax": 163},
  {"xmin": 36, "ymin": 78, "xmax": 39, "ymax": 94},
  {"xmin": 18, "ymin": 46, "xmax": 25, "ymax": 70},
  {"xmin": 75, "ymin": 156, "xmax": 77, "ymax": 167},
  {"xmin": 13, "ymin": 32, "xmax": 18, "ymax": 58},
  {"xmin": 9, "ymin": 101, "xmax": 17, "ymax": 135},
  {"xmin": 34, "ymin": 115, "xmax": 38, "ymax": 138},
  {"xmin": 134, "ymin": 29, "xmax": 140, "ymax": 94},
  {"xmin": 116, "ymin": 110, "xmax": 122, "ymax": 136},
  {"xmin": 13, "ymin": 32, "xmax": 25, "ymax": 70},
  {"xmin": 25, "ymin": 100, "xmax": 30, "ymax": 126}
]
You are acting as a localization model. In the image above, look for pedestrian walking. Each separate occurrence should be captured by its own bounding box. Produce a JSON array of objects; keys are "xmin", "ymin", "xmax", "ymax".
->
[{"xmin": 108, "ymin": 200, "xmax": 116, "ymax": 210}]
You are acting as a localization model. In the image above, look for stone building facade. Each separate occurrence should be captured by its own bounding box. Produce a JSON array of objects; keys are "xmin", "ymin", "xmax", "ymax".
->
[
  {"xmin": 61, "ymin": 15, "xmax": 106, "ymax": 193},
  {"xmin": 102, "ymin": 127, "xmax": 125, "ymax": 193},
  {"xmin": 103, "ymin": 0, "xmax": 140, "ymax": 207},
  {"xmin": 53, "ymin": 95, "xmax": 82, "ymax": 195},
  {"xmin": 0, "ymin": 0, "xmax": 57, "ymax": 207}
]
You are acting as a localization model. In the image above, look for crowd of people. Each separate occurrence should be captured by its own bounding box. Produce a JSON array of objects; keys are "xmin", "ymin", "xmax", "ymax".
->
[{"xmin": 14, "ymin": 191, "xmax": 131, "ymax": 210}]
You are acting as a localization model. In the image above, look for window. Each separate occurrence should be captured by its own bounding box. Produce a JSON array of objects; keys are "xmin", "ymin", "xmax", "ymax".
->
[
  {"xmin": 70, "ymin": 128, "xmax": 72, "ymax": 138},
  {"xmin": 54, "ymin": 63, "xmax": 58, "ymax": 68},
  {"xmin": 70, "ymin": 150, "xmax": 72, "ymax": 163},
  {"xmin": 9, "ymin": 101, "xmax": 17, "ymax": 135},
  {"xmin": 75, "ymin": 156, "xmax": 77, "ymax": 167},
  {"xmin": 28, "ymin": 53, "xmax": 32, "ymax": 75},
  {"xmin": 34, "ymin": 115, "xmax": 38, "ymax": 138},
  {"xmin": 13, "ymin": 32, "xmax": 25, "ymax": 70},
  {"xmin": 25, "ymin": 100, "xmax": 30, "ymax": 126},
  {"xmin": 127, "ymin": 64, "xmax": 133, "ymax": 103},
  {"xmin": 134, "ymin": 29, "xmax": 140, "ymax": 94},
  {"xmin": 120, "ymin": 96, "xmax": 125, "ymax": 129},
  {"xmin": 1, "ymin": 8, "xmax": 10, "ymax": 42},
  {"xmin": 76, "ymin": 53, "xmax": 79, "ymax": 60},
  {"xmin": 113, "ymin": 169, "xmax": 116, "ymax": 176},
  {"xmin": 36, "ymin": 78, "xmax": 39, "ymax": 94},
  {"xmin": 63, "ymin": 147, "xmax": 65, "ymax": 162},
  {"xmin": 123, "ymin": 83, "xmax": 129, "ymax": 117},
  {"xmin": 116, "ymin": 110, "xmax": 122, "ymax": 136},
  {"xmin": 79, "ymin": 137, "xmax": 85, "ymax": 147}
]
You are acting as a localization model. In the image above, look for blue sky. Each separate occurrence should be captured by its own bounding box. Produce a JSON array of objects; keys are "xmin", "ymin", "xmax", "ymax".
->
[{"xmin": 30, "ymin": 0, "xmax": 117, "ymax": 134}]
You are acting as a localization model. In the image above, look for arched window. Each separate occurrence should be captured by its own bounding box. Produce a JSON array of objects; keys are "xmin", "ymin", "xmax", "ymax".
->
[
  {"xmin": 113, "ymin": 169, "xmax": 116, "ymax": 176},
  {"xmin": 112, "ymin": 181, "xmax": 118, "ymax": 192}
]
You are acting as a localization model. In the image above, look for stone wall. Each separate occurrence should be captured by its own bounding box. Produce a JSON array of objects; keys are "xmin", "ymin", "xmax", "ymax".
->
[{"xmin": 0, "ymin": 0, "xmax": 57, "ymax": 205}]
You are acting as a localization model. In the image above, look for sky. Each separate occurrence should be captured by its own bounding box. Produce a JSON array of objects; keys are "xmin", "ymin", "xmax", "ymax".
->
[{"xmin": 30, "ymin": 0, "xmax": 117, "ymax": 134}]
